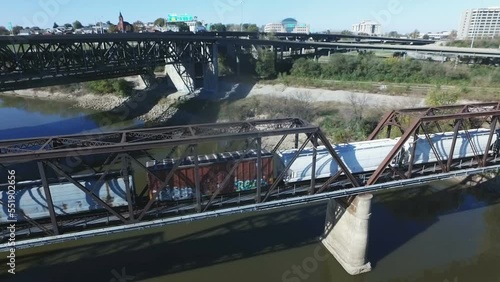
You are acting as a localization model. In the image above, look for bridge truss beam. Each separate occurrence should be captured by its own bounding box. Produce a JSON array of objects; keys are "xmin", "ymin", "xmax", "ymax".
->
[
  {"xmin": 367, "ymin": 103, "xmax": 500, "ymax": 185},
  {"xmin": 0, "ymin": 35, "xmax": 215, "ymax": 91}
]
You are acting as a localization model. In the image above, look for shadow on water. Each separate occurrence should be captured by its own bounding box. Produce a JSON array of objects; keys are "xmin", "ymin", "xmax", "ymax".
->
[
  {"xmin": 369, "ymin": 176, "xmax": 500, "ymax": 268},
  {"xmin": 2, "ymin": 203, "xmax": 327, "ymax": 282}
]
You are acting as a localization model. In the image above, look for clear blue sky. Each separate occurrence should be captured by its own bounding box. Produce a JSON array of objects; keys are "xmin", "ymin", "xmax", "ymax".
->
[{"xmin": 0, "ymin": 0, "xmax": 497, "ymax": 33}]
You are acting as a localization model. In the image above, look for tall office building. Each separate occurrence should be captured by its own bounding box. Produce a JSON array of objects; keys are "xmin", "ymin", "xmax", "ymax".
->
[
  {"xmin": 352, "ymin": 20, "xmax": 382, "ymax": 36},
  {"xmin": 458, "ymin": 7, "xmax": 500, "ymax": 39}
]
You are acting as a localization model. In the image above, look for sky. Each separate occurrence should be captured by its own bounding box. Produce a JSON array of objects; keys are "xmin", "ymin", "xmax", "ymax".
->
[{"xmin": 0, "ymin": 0, "xmax": 498, "ymax": 33}]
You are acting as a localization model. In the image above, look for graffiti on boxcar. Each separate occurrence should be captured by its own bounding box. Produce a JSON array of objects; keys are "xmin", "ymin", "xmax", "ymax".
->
[
  {"xmin": 234, "ymin": 179, "xmax": 269, "ymax": 192},
  {"xmin": 158, "ymin": 187, "xmax": 194, "ymax": 201}
]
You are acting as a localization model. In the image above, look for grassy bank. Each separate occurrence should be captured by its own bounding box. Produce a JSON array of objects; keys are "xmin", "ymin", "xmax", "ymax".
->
[{"xmin": 41, "ymin": 78, "xmax": 136, "ymax": 97}]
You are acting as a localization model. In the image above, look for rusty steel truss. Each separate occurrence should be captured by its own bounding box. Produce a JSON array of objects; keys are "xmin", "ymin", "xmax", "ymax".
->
[
  {"xmin": 0, "ymin": 34, "xmax": 215, "ymax": 91},
  {"xmin": 366, "ymin": 102, "xmax": 500, "ymax": 185},
  {"xmin": 0, "ymin": 118, "xmax": 359, "ymax": 241}
]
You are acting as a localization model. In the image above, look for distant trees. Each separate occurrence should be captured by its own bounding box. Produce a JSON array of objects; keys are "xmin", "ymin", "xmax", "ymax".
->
[
  {"xmin": 409, "ymin": 29, "xmax": 420, "ymax": 39},
  {"xmin": 53, "ymin": 22, "xmax": 59, "ymax": 28},
  {"xmin": 246, "ymin": 24, "xmax": 259, "ymax": 33},
  {"xmin": 425, "ymin": 86, "xmax": 459, "ymax": 106},
  {"xmin": 423, "ymin": 34, "xmax": 430, "ymax": 40},
  {"xmin": 210, "ymin": 23, "xmax": 227, "ymax": 32},
  {"xmin": 0, "ymin": 26, "xmax": 10, "ymax": 35},
  {"xmin": 256, "ymin": 50, "xmax": 277, "ymax": 79},
  {"xmin": 133, "ymin": 21, "xmax": 144, "ymax": 32},
  {"xmin": 388, "ymin": 31, "xmax": 400, "ymax": 38},
  {"xmin": 12, "ymin": 26, "xmax": 22, "ymax": 35},
  {"xmin": 108, "ymin": 24, "xmax": 118, "ymax": 33},
  {"xmin": 154, "ymin": 18, "xmax": 166, "ymax": 27},
  {"xmin": 341, "ymin": 30, "xmax": 353, "ymax": 35},
  {"xmin": 173, "ymin": 22, "xmax": 190, "ymax": 32},
  {"xmin": 72, "ymin": 20, "xmax": 83, "ymax": 30},
  {"xmin": 449, "ymin": 30, "xmax": 458, "ymax": 40},
  {"xmin": 64, "ymin": 23, "xmax": 72, "ymax": 29}
]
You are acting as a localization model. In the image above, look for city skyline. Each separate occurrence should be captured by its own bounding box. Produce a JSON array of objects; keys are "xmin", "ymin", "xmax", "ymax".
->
[{"xmin": 0, "ymin": 0, "xmax": 498, "ymax": 33}]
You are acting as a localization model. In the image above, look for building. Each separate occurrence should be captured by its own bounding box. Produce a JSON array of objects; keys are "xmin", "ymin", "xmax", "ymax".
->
[
  {"xmin": 458, "ymin": 7, "xmax": 500, "ymax": 39},
  {"xmin": 352, "ymin": 20, "xmax": 382, "ymax": 36},
  {"xmin": 117, "ymin": 12, "xmax": 134, "ymax": 33},
  {"xmin": 166, "ymin": 14, "xmax": 202, "ymax": 32},
  {"xmin": 264, "ymin": 18, "xmax": 310, "ymax": 33}
]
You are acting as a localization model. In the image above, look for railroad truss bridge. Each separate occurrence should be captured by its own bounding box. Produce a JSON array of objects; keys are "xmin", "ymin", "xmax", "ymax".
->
[{"xmin": 1, "ymin": 103, "xmax": 500, "ymax": 275}]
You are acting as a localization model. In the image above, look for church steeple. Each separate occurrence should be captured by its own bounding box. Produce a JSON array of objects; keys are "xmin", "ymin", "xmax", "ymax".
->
[{"xmin": 119, "ymin": 11, "xmax": 123, "ymax": 21}]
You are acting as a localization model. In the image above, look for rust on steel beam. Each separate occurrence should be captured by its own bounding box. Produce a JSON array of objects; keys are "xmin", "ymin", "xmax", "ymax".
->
[
  {"xmin": 446, "ymin": 119, "xmax": 463, "ymax": 172},
  {"xmin": 0, "ymin": 118, "xmax": 317, "ymax": 164},
  {"xmin": 44, "ymin": 161, "xmax": 129, "ymax": 224},
  {"xmin": 315, "ymin": 171, "xmax": 342, "ymax": 195},
  {"xmin": 483, "ymin": 117, "xmax": 499, "ymax": 166},
  {"xmin": 368, "ymin": 111, "xmax": 396, "ymax": 140},
  {"xmin": 37, "ymin": 162, "xmax": 60, "ymax": 235},
  {"xmin": 420, "ymin": 125, "xmax": 447, "ymax": 173},
  {"xmin": 367, "ymin": 119, "xmax": 422, "ymax": 186},
  {"xmin": 256, "ymin": 138, "xmax": 263, "ymax": 203}
]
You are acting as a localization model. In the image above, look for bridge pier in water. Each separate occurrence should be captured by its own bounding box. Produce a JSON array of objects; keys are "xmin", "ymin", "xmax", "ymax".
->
[{"xmin": 321, "ymin": 194, "xmax": 373, "ymax": 275}]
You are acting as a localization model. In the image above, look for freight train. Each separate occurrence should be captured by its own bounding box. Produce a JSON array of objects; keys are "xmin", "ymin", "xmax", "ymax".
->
[{"xmin": 1, "ymin": 128, "xmax": 499, "ymax": 224}]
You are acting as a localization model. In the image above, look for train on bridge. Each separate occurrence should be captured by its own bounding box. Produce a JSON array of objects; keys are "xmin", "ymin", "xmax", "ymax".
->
[{"xmin": 1, "ymin": 128, "xmax": 499, "ymax": 225}]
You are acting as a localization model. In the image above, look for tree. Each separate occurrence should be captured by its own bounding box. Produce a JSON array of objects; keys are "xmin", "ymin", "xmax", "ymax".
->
[
  {"xmin": 12, "ymin": 25, "xmax": 23, "ymax": 35},
  {"xmin": 423, "ymin": 34, "xmax": 430, "ymax": 40},
  {"xmin": 174, "ymin": 22, "xmax": 190, "ymax": 32},
  {"xmin": 246, "ymin": 24, "xmax": 259, "ymax": 33},
  {"xmin": 107, "ymin": 24, "xmax": 118, "ymax": 33},
  {"xmin": 388, "ymin": 31, "xmax": 400, "ymax": 38},
  {"xmin": 154, "ymin": 18, "xmax": 166, "ymax": 27},
  {"xmin": 256, "ymin": 50, "xmax": 277, "ymax": 79},
  {"xmin": 210, "ymin": 23, "xmax": 226, "ymax": 32},
  {"xmin": 64, "ymin": 23, "xmax": 72, "ymax": 28},
  {"xmin": 53, "ymin": 22, "xmax": 59, "ymax": 28},
  {"xmin": 341, "ymin": 30, "xmax": 353, "ymax": 35},
  {"xmin": 73, "ymin": 20, "xmax": 83, "ymax": 30},
  {"xmin": 425, "ymin": 86, "xmax": 459, "ymax": 106},
  {"xmin": 0, "ymin": 26, "xmax": 10, "ymax": 35},
  {"xmin": 409, "ymin": 29, "xmax": 420, "ymax": 39},
  {"xmin": 133, "ymin": 21, "xmax": 144, "ymax": 32}
]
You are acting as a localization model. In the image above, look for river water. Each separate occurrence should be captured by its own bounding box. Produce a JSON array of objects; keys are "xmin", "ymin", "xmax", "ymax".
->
[{"xmin": 1, "ymin": 96, "xmax": 500, "ymax": 282}]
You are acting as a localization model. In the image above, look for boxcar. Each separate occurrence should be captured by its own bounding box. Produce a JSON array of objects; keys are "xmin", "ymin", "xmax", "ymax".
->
[{"xmin": 147, "ymin": 150, "xmax": 275, "ymax": 202}]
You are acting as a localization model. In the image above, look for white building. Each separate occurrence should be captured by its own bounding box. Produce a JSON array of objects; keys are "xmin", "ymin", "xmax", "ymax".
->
[
  {"xmin": 420, "ymin": 31, "xmax": 451, "ymax": 40},
  {"xmin": 352, "ymin": 20, "xmax": 382, "ymax": 36},
  {"xmin": 264, "ymin": 18, "xmax": 310, "ymax": 33},
  {"xmin": 458, "ymin": 7, "xmax": 500, "ymax": 39}
]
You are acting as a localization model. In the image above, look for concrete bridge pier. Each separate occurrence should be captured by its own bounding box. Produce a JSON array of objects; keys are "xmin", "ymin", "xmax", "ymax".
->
[
  {"xmin": 203, "ymin": 44, "xmax": 219, "ymax": 94},
  {"xmin": 164, "ymin": 58, "xmax": 195, "ymax": 94},
  {"xmin": 321, "ymin": 194, "xmax": 373, "ymax": 275}
]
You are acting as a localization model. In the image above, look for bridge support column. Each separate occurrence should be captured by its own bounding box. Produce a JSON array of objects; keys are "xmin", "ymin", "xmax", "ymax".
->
[
  {"xmin": 321, "ymin": 194, "xmax": 372, "ymax": 275},
  {"xmin": 164, "ymin": 59, "xmax": 195, "ymax": 94},
  {"xmin": 203, "ymin": 44, "xmax": 219, "ymax": 94}
]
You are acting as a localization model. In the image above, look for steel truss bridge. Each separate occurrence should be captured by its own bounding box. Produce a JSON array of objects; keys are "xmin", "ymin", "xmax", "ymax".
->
[
  {"xmin": 1, "ymin": 103, "xmax": 500, "ymax": 250},
  {"xmin": 1, "ymin": 33, "xmax": 500, "ymax": 92}
]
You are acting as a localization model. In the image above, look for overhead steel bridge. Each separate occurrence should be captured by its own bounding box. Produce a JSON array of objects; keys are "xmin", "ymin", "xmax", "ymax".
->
[
  {"xmin": 1, "ymin": 103, "xmax": 500, "ymax": 251},
  {"xmin": 1, "ymin": 33, "xmax": 499, "ymax": 92}
]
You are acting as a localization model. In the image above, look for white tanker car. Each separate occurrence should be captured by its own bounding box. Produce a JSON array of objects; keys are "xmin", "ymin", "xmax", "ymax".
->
[{"xmin": 1, "ymin": 128, "xmax": 499, "ymax": 224}]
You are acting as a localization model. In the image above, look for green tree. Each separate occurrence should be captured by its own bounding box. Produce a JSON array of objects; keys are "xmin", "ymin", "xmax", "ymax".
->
[
  {"xmin": 341, "ymin": 30, "xmax": 353, "ymax": 35},
  {"xmin": 388, "ymin": 31, "xmax": 400, "ymax": 38},
  {"xmin": 0, "ymin": 26, "xmax": 10, "ymax": 35},
  {"xmin": 178, "ymin": 22, "xmax": 190, "ymax": 32},
  {"xmin": 210, "ymin": 23, "xmax": 226, "ymax": 32},
  {"xmin": 72, "ymin": 20, "xmax": 83, "ymax": 30},
  {"xmin": 12, "ymin": 26, "xmax": 23, "ymax": 35},
  {"xmin": 107, "ymin": 24, "xmax": 118, "ymax": 33},
  {"xmin": 64, "ymin": 23, "xmax": 72, "ymax": 28},
  {"xmin": 425, "ymin": 86, "xmax": 459, "ymax": 106},
  {"xmin": 423, "ymin": 34, "xmax": 430, "ymax": 40},
  {"xmin": 53, "ymin": 22, "xmax": 59, "ymax": 29},
  {"xmin": 256, "ymin": 50, "xmax": 277, "ymax": 79},
  {"xmin": 154, "ymin": 18, "xmax": 166, "ymax": 27},
  {"xmin": 409, "ymin": 29, "xmax": 420, "ymax": 39},
  {"xmin": 246, "ymin": 24, "xmax": 259, "ymax": 33},
  {"xmin": 133, "ymin": 21, "xmax": 144, "ymax": 32}
]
